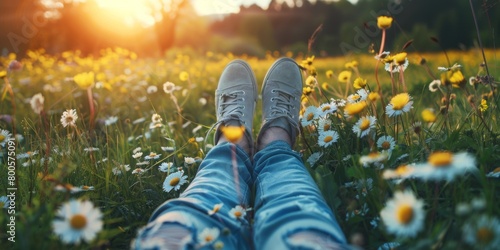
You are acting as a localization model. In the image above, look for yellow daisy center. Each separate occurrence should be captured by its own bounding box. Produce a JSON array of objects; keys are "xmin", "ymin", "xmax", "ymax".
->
[
  {"xmin": 476, "ymin": 227, "xmax": 494, "ymax": 243},
  {"xmin": 322, "ymin": 105, "xmax": 331, "ymax": 112},
  {"xmin": 307, "ymin": 113, "xmax": 315, "ymax": 121},
  {"xmin": 390, "ymin": 93, "xmax": 410, "ymax": 110},
  {"xmin": 492, "ymin": 167, "xmax": 500, "ymax": 173},
  {"xmin": 323, "ymin": 123, "xmax": 331, "ymax": 131},
  {"xmin": 169, "ymin": 177, "xmax": 180, "ymax": 187},
  {"xmin": 70, "ymin": 214, "xmax": 87, "ymax": 230},
  {"xmin": 82, "ymin": 185, "xmax": 90, "ymax": 190},
  {"xmin": 323, "ymin": 136, "xmax": 333, "ymax": 143},
  {"xmin": 204, "ymin": 235, "xmax": 213, "ymax": 242},
  {"xmin": 345, "ymin": 102, "xmax": 367, "ymax": 116},
  {"xmin": 149, "ymin": 153, "xmax": 157, "ymax": 157},
  {"xmin": 65, "ymin": 116, "xmax": 74, "ymax": 123},
  {"xmin": 0, "ymin": 135, "xmax": 5, "ymax": 141},
  {"xmin": 368, "ymin": 152, "xmax": 380, "ymax": 158},
  {"xmin": 396, "ymin": 205, "xmax": 414, "ymax": 225},
  {"xmin": 428, "ymin": 151, "xmax": 453, "ymax": 167},
  {"xmin": 359, "ymin": 118, "xmax": 371, "ymax": 130},
  {"xmin": 395, "ymin": 165, "xmax": 410, "ymax": 175},
  {"xmin": 381, "ymin": 141, "xmax": 391, "ymax": 150},
  {"xmin": 0, "ymin": 202, "xmax": 4, "ymax": 207},
  {"xmin": 233, "ymin": 211, "xmax": 242, "ymax": 218}
]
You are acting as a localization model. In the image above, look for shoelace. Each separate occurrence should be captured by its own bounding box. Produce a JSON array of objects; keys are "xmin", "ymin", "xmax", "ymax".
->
[{"xmin": 265, "ymin": 88, "xmax": 300, "ymax": 132}]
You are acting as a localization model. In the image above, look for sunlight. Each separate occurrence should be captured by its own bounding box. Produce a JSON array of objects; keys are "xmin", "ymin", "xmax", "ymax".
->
[{"xmin": 92, "ymin": 0, "xmax": 156, "ymax": 28}]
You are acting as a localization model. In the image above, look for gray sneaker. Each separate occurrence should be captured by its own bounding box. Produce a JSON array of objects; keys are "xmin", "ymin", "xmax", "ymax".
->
[
  {"xmin": 208, "ymin": 59, "xmax": 257, "ymax": 151},
  {"xmin": 257, "ymin": 57, "xmax": 302, "ymax": 147}
]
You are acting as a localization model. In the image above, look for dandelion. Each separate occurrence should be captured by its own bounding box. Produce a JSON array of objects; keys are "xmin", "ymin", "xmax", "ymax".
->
[
  {"xmin": 353, "ymin": 116, "xmax": 376, "ymax": 138},
  {"xmin": 198, "ymin": 227, "xmax": 220, "ymax": 246},
  {"xmin": 486, "ymin": 167, "xmax": 500, "ymax": 178},
  {"xmin": 377, "ymin": 16, "xmax": 393, "ymax": 29},
  {"xmin": 305, "ymin": 75, "xmax": 317, "ymax": 86},
  {"xmin": 163, "ymin": 81, "xmax": 179, "ymax": 94},
  {"xmin": 377, "ymin": 135, "xmax": 396, "ymax": 152},
  {"xmin": 318, "ymin": 130, "xmax": 339, "ymax": 148},
  {"xmin": 344, "ymin": 101, "xmax": 368, "ymax": 118},
  {"xmin": 386, "ymin": 93, "xmax": 413, "ymax": 117},
  {"xmin": 162, "ymin": 171, "xmax": 188, "ymax": 192},
  {"xmin": 462, "ymin": 215, "xmax": 500, "ymax": 249},
  {"xmin": 179, "ymin": 71, "xmax": 189, "ymax": 81},
  {"xmin": 52, "ymin": 199, "xmax": 103, "ymax": 244},
  {"xmin": 60, "ymin": 109, "xmax": 78, "ymax": 127},
  {"xmin": 326, "ymin": 70, "xmax": 334, "ymax": 79},
  {"xmin": 158, "ymin": 162, "xmax": 174, "ymax": 172},
  {"xmin": 479, "ymin": 99, "xmax": 488, "ymax": 112},
  {"xmin": 353, "ymin": 77, "xmax": 367, "ymax": 89},
  {"xmin": 30, "ymin": 93, "xmax": 45, "ymax": 114},
  {"xmin": 301, "ymin": 106, "xmax": 319, "ymax": 126},
  {"xmin": 229, "ymin": 205, "xmax": 246, "ymax": 220},
  {"xmin": 146, "ymin": 85, "xmax": 158, "ymax": 94},
  {"xmin": 380, "ymin": 190, "xmax": 425, "ymax": 238},
  {"xmin": 414, "ymin": 151, "xmax": 477, "ymax": 182},
  {"xmin": 144, "ymin": 152, "xmax": 161, "ymax": 160},
  {"xmin": 73, "ymin": 72, "xmax": 95, "ymax": 89},
  {"xmin": 345, "ymin": 60, "xmax": 358, "ymax": 69},
  {"xmin": 0, "ymin": 129, "xmax": 12, "ymax": 147},
  {"xmin": 338, "ymin": 70, "xmax": 352, "ymax": 83},
  {"xmin": 428, "ymin": 80, "xmax": 441, "ymax": 92},
  {"xmin": 208, "ymin": 203, "xmax": 223, "ymax": 215}
]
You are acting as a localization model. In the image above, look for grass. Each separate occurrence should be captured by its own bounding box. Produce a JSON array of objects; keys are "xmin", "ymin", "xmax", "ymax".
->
[{"xmin": 0, "ymin": 44, "xmax": 499, "ymax": 249}]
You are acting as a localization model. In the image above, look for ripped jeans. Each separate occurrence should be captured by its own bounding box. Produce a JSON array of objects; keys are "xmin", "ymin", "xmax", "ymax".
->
[{"xmin": 133, "ymin": 141, "xmax": 348, "ymax": 249}]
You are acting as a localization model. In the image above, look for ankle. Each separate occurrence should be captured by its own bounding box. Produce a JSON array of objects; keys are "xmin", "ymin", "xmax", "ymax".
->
[{"xmin": 257, "ymin": 127, "xmax": 291, "ymax": 151}]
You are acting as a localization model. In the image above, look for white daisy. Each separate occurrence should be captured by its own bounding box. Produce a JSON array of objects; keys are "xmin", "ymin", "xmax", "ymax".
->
[
  {"xmin": 132, "ymin": 117, "xmax": 146, "ymax": 124},
  {"xmin": 318, "ymin": 130, "xmax": 339, "ymax": 148},
  {"xmin": 462, "ymin": 215, "xmax": 500, "ymax": 249},
  {"xmin": 52, "ymin": 199, "xmax": 103, "ymax": 244},
  {"xmin": 306, "ymin": 152, "xmax": 323, "ymax": 167},
  {"xmin": 380, "ymin": 190, "xmax": 425, "ymax": 238},
  {"xmin": 60, "ymin": 109, "xmax": 78, "ymax": 127},
  {"xmin": 133, "ymin": 147, "xmax": 142, "ymax": 154},
  {"xmin": 318, "ymin": 102, "xmax": 338, "ymax": 117},
  {"xmin": 158, "ymin": 162, "xmax": 174, "ymax": 172},
  {"xmin": 228, "ymin": 205, "xmax": 246, "ymax": 220},
  {"xmin": 208, "ymin": 203, "xmax": 223, "ymax": 215},
  {"xmin": 184, "ymin": 157, "xmax": 196, "ymax": 165},
  {"xmin": 163, "ymin": 81, "xmax": 180, "ymax": 94},
  {"xmin": 198, "ymin": 227, "xmax": 220, "ymax": 246},
  {"xmin": 144, "ymin": 152, "xmax": 161, "ymax": 160},
  {"xmin": 163, "ymin": 171, "xmax": 188, "ymax": 192},
  {"xmin": 330, "ymin": 98, "xmax": 346, "ymax": 107},
  {"xmin": 146, "ymin": 85, "xmax": 158, "ymax": 94},
  {"xmin": 131, "ymin": 168, "xmax": 146, "ymax": 175},
  {"xmin": 132, "ymin": 152, "xmax": 143, "ymax": 159},
  {"xmin": 0, "ymin": 129, "xmax": 12, "ymax": 147},
  {"xmin": 385, "ymin": 93, "xmax": 413, "ymax": 117},
  {"xmin": 377, "ymin": 135, "xmax": 396, "ymax": 152},
  {"xmin": 104, "ymin": 116, "xmax": 118, "ymax": 126},
  {"xmin": 301, "ymin": 106, "xmax": 319, "ymax": 127},
  {"xmin": 30, "ymin": 93, "xmax": 44, "ymax": 114},
  {"xmin": 112, "ymin": 165, "xmax": 130, "ymax": 175},
  {"xmin": 352, "ymin": 115, "xmax": 376, "ymax": 138},
  {"xmin": 486, "ymin": 167, "xmax": 500, "ymax": 178},
  {"xmin": 413, "ymin": 151, "xmax": 477, "ymax": 182},
  {"xmin": 161, "ymin": 146, "xmax": 175, "ymax": 152},
  {"xmin": 0, "ymin": 196, "xmax": 10, "ymax": 209},
  {"xmin": 359, "ymin": 151, "xmax": 389, "ymax": 169},
  {"xmin": 385, "ymin": 58, "xmax": 409, "ymax": 73},
  {"xmin": 317, "ymin": 118, "xmax": 332, "ymax": 133}
]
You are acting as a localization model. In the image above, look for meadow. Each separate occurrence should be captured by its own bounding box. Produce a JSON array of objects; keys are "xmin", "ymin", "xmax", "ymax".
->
[{"xmin": 1, "ymin": 30, "xmax": 500, "ymax": 249}]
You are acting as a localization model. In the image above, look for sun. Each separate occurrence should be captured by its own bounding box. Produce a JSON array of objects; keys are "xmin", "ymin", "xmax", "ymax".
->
[{"xmin": 91, "ymin": 0, "xmax": 157, "ymax": 28}]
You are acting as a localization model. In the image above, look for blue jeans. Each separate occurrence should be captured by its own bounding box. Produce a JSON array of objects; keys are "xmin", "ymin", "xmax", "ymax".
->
[{"xmin": 133, "ymin": 141, "xmax": 348, "ymax": 249}]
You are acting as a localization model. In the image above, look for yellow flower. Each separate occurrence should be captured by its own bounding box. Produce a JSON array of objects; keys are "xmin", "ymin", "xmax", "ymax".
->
[
  {"xmin": 301, "ymin": 55, "xmax": 315, "ymax": 66},
  {"xmin": 368, "ymin": 92, "xmax": 380, "ymax": 102},
  {"xmin": 386, "ymin": 93, "xmax": 413, "ymax": 117},
  {"xmin": 220, "ymin": 125, "xmax": 245, "ymax": 143},
  {"xmin": 73, "ymin": 72, "xmax": 95, "ymax": 89},
  {"xmin": 377, "ymin": 16, "xmax": 393, "ymax": 29},
  {"xmin": 338, "ymin": 70, "xmax": 352, "ymax": 83},
  {"xmin": 303, "ymin": 86, "xmax": 314, "ymax": 96},
  {"xmin": 449, "ymin": 71, "xmax": 465, "ymax": 88},
  {"xmin": 421, "ymin": 108, "xmax": 437, "ymax": 123},
  {"xmin": 305, "ymin": 75, "xmax": 317, "ymax": 86},
  {"xmin": 392, "ymin": 52, "xmax": 407, "ymax": 66},
  {"xmin": 345, "ymin": 60, "xmax": 358, "ymax": 69},
  {"xmin": 326, "ymin": 70, "xmax": 334, "ymax": 79},
  {"xmin": 353, "ymin": 77, "xmax": 367, "ymax": 89},
  {"xmin": 344, "ymin": 101, "xmax": 367, "ymax": 117},
  {"xmin": 428, "ymin": 151, "xmax": 453, "ymax": 167},
  {"xmin": 0, "ymin": 70, "xmax": 6, "ymax": 78},
  {"xmin": 179, "ymin": 71, "xmax": 189, "ymax": 81},
  {"xmin": 321, "ymin": 82, "xmax": 329, "ymax": 90},
  {"xmin": 479, "ymin": 99, "xmax": 488, "ymax": 112}
]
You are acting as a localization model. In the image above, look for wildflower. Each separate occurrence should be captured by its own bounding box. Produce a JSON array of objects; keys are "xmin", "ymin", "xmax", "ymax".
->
[
  {"xmin": 353, "ymin": 77, "xmax": 367, "ymax": 90},
  {"xmin": 0, "ymin": 70, "xmax": 6, "ymax": 78},
  {"xmin": 161, "ymin": 146, "xmax": 175, "ymax": 152},
  {"xmin": 163, "ymin": 81, "xmax": 179, "ymax": 94},
  {"xmin": 479, "ymin": 99, "xmax": 488, "ymax": 112},
  {"xmin": 151, "ymin": 113, "xmax": 162, "ymax": 123},
  {"xmin": 0, "ymin": 129, "xmax": 12, "ymax": 147},
  {"xmin": 486, "ymin": 167, "xmax": 500, "ymax": 178},
  {"xmin": 359, "ymin": 151, "xmax": 388, "ymax": 168},
  {"xmin": 374, "ymin": 51, "xmax": 391, "ymax": 61},
  {"xmin": 17, "ymin": 150, "xmax": 38, "ymax": 159},
  {"xmin": 301, "ymin": 106, "xmax": 319, "ymax": 126},
  {"xmin": 377, "ymin": 135, "xmax": 396, "ymax": 152},
  {"xmin": 83, "ymin": 147, "xmax": 99, "ymax": 152},
  {"xmin": 385, "ymin": 55, "xmax": 409, "ymax": 73},
  {"xmin": 184, "ymin": 157, "xmax": 196, "ymax": 165},
  {"xmin": 421, "ymin": 108, "xmax": 437, "ymax": 123},
  {"xmin": 132, "ymin": 117, "xmax": 146, "ymax": 124},
  {"xmin": 104, "ymin": 116, "xmax": 118, "ymax": 126},
  {"xmin": 344, "ymin": 101, "xmax": 368, "ymax": 117},
  {"xmin": 331, "ymin": 98, "xmax": 347, "ymax": 107},
  {"xmin": 220, "ymin": 125, "xmax": 245, "ymax": 143},
  {"xmin": 438, "ymin": 63, "xmax": 461, "ymax": 71},
  {"xmin": 208, "ymin": 203, "xmax": 223, "ymax": 215},
  {"xmin": 146, "ymin": 85, "xmax": 158, "ymax": 94},
  {"xmin": 199, "ymin": 97, "xmax": 207, "ymax": 106},
  {"xmin": 338, "ymin": 70, "xmax": 352, "ymax": 83},
  {"xmin": 73, "ymin": 72, "xmax": 95, "ymax": 89},
  {"xmin": 302, "ymin": 86, "xmax": 314, "ymax": 96},
  {"xmin": 345, "ymin": 60, "xmax": 358, "ymax": 69},
  {"xmin": 377, "ymin": 16, "xmax": 393, "ymax": 29},
  {"xmin": 380, "ymin": 190, "xmax": 425, "ymax": 238},
  {"xmin": 60, "ymin": 109, "xmax": 78, "ymax": 127},
  {"xmin": 455, "ymin": 202, "xmax": 472, "ymax": 216},
  {"xmin": 198, "ymin": 227, "xmax": 220, "ymax": 246},
  {"xmin": 301, "ymin": 55, "xmax": 315, "ymax": 66},
  {"xmin": 132, "ymin": 152, "xmax": 143, "ymax": 159},
  {"xmin": 306, "ymin": 152, "xmax": 323, "ymax": 166},
  {"xmin": 326, "ymin": 70, "xmax": 334, "ymax": 79},
  {"xmin": 414, "ymin": 151, "xmax": 476, "ymax": 182},
  {"xmin": 353, "ymin": 116, "xmax": 376, "ymax": 138},
  {"xmin": 471, "ymin": 198, "xmax": 486, "ymax": 210},
  {"xmin": 179, "ymin": 71, "xmax": 189, "ymax": 81},
  {"xmin": 145, "ymin": 152, "xmax": 161, "ymax": 160},
  {"xmin": 136, "ymin": 161, "xmax": 150, "ymax": 166},
  {"xmin": 0, "ymin": 196, "xmax": 10, "ymax": 209},
  {"xmin": 462, "ymin": 215, "xmax": 500, "ymax": 249},
  {"xmin": 131, "ymin": 168, "xmax": 146, "ymax": 175},
  {"xmin": 386, "ymin": 93, "xmax": 413, "ymax": 117},
  {"xmin": 163, "ymin": 171, "xmax": 188, "ymax": 192},
  {"xmin": 347, "ymin": 89, "xmax": 369, "ymax": 104},
  {"xmin": 318, "ymin": 102, "xmax": 337, "ymax": 117},
  {"xmin": 229, "ymin": 205, "xmax": 246, "ymax": 220},
  {"xmin": 305, "ymin": 75, "xmax": 317, "ymax": 86},
  {"xmin": 317, "ymin": 118, "xmax": 332, "ymax": 133},
  {"xmin": 382, "ymin": 164, "xmax": 415, "ymax": 180},
  {"xmin": 30, "ymin": 93, "xmax": 45, "ymax": 114},
  {"xmin": 159, "ymin": 162, "xmax": 174, "ymax": 172},
  {"xmin": 112, "ymin": 165, "xmax": 130, "ymax": 175},
  {"xmin": 449, "ymin": 70, "xmax": 465, "ymax": 88},
  {"xmin": 428, "ymin": 80, "xmax": 441, "ymax": 92},
  {"xmin": 318, "ymin": 130, "xmax": 339, "ymax": 148},
  {"xmin": 52, "ymin": 199, "xmax": 103, "ymax": 244}
]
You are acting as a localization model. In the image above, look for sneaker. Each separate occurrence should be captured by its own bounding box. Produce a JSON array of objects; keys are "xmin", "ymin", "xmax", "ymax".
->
[
  {"xmin": 208, "ymin": 59, "xmax": 257, "ymax": 152},
  {"xmin": 257, "ymin": 57, "xmax": 302, "ymax": 147}
]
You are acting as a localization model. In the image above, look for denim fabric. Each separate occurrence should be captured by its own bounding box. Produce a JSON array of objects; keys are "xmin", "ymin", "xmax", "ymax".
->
[{"xmin": 133, "ymin": 141, "xmax": 348, "ymax": 250}]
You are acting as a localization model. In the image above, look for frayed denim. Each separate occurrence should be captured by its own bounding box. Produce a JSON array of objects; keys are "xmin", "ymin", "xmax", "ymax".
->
[{"xmin": 133, "ymin": 141, "xmax": 348, "ymax": 250}]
